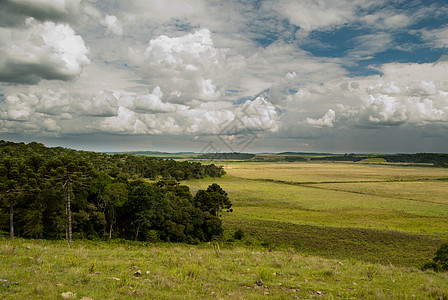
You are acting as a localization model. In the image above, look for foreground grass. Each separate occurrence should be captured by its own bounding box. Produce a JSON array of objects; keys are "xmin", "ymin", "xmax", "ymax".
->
[{"xmin": 1, "ymin": 238, "xmax": 447, "ymax": 299}]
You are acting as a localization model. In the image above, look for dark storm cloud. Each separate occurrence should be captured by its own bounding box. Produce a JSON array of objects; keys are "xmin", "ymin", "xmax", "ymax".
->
[{"xmin": 0, "ymin": 0, "xmax": 80, "ymax": 27}]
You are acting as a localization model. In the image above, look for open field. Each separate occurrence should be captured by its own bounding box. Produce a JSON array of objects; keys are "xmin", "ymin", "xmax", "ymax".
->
[
  {"xmin": 1, "ymin": 161, "xmax": 448, "ymax": 299},
  {"xmin": 220, "ymin": 161, "xmax": 448, "ymax": 182},
  {"xmin": 1, "ymin": 238, "xmax": 448, "ymax": 299},
  {"xmin": 183, "ymin": 162, "xmax": 448, "ymax": 267}
]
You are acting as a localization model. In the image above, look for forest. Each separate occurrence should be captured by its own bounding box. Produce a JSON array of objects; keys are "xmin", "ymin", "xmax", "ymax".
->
[
  {"xmin": 309, "ymin": 153, "xmax": 448, "ymax": 166},
  {"xmin": 195, "ymin": 152, "xmax": 256, "ymax": 160},
  {"xmin": 0, "ymin": 141, "xmax": 228, "ymax": 243}
]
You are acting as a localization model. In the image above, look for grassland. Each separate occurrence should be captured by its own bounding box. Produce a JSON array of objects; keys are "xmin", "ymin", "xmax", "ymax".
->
[
  {"xmin": 1, "ymin": 238, "xmax": 448, "ymax": 299},
  {"xmin": 2, "ymin": 161, "xmax": 448, "ymax": 299},
  {"xmin": 183, "ymin": 162, "xmax": 448, "ymax": 267}
]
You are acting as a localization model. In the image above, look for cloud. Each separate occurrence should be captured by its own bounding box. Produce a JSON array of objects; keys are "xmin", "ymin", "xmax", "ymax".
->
[
  {"xmin": 133, "ymin": 28, "xmax": 228, "ymax": 102},
  {"xmin": 97, "ymin": 91, "xmax": 279, "ymax": 137},
  {"xmin": 102, "ymin": 14, "xmax": 123, "ymax": 35},
  {"xmin": 239, "ymin": 96, "xmax": 279, "ymax": 132},
  {"xmin": 347, "ymin": 33, "xmax": 393, "ymax": 60},
  {"xmin": 74, "ymin": 90, "xmax": 119, "ymax": 117},
  {"xmin": 129, "ymin": 0, "xmax": 205, "ymax": 23},
  {"xmin": 144, "ymin": 28, "xmax": 221, "ymax": 68},
  {"xmin": 420, "ymin": 26, "xmax": 448, "ymax": 49},
  {"xmin": 198, "ymin": 78, "xmax": 220, "ymax": 100},
  {"xmin": 0, "ymin": 0, "xmax": 81, "ymax": 27},
  {"xmin": 282, "ymin": 60, "xmax": 448, "ymax": 135},
  {"xmin": 132, "ymin": 86, "xmax": 189, "ymax": 113},
  {"xmin": 264, "ymin": 0, "xmax": 358, "ymax": 32},
  {"xmin": 306, "ymin": 109, "xmax": 335, "ymax": 127},
  {"xmin": 0, "ymin": 88, "xmax": 120, "ymax": 136},
  {"xmin": 0, "ymin": 18, "xmax": 90, "ymax": 84}
]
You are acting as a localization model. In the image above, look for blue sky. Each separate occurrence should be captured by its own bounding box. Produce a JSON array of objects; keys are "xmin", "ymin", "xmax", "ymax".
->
[{"xmin": 0, "ymin": 0, "xmax": 448, "ymax": 153}]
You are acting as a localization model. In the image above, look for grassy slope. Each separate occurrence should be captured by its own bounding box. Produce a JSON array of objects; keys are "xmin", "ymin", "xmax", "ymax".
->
[
  {"xmin": 2, "ymin": 161, "xmax": 448, "ymax": 298},
  {"xmin": 1, "ymin": 238, "xmax": 447, "ymax": 299},
  {"xmin": 183, "ymin": 162, "xmax": 448, "ymax": 268}
]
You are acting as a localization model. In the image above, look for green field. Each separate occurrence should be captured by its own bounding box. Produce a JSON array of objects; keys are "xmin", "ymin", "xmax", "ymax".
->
[
  {"xmin": 2, "ymin": 161, "xmax": 448, "ymax": 299},
  {"xmin": 1, "ymin": 238, "xmax": 448, "ymax": 299},
  {"xmin": 183, "ymin": 162, "xmax": 448, "ymax": 267}
]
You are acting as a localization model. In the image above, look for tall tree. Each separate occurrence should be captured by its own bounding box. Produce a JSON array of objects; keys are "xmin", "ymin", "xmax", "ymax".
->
[
  {"xmin": 43, "ymin": 156, "xmax": 95, "ymax": 244},
  {"xmin": 102, "ymin": 182, "xmax": 128, "ymax": 239},
  {"xmin": 0, "ymin": 157, "xmax": 39, "ymax": 239}
]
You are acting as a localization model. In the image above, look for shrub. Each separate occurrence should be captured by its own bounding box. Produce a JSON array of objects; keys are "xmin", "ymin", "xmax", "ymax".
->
[
  {"xmin": 424, "ymin": 243, "xmax": 448, "ymax": 272},
  {"xmin": 233, "ymin": 229, "xmax": 245, "ymax": 240}
]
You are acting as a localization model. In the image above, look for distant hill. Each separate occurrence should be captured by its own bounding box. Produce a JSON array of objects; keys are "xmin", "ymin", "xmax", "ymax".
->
[
  {"xmin": 277, "ymin": 152, "xmax": 333, "ymax": 156},
  {"xmin": 196, "ymin": 152, "xmax": 256, "ymax": 160}
]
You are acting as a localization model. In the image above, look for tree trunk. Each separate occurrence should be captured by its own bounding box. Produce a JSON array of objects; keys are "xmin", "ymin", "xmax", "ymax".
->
[
  {"xmin": 134, "ymin": 224, "xmax": 140, "ymax": 241},
  {"xmin": 9, "ymin": 199, "xmax": 14, "ymax": 239},
  {"xmin": 66, "ymin": 183, "xmax": 72, "ymax": 244},
  {"xmin": 109, "ymin": 210, "xmax": 114, "ymax": 240},
  {"xmin": 109, "ymin": 222, "xmax": 113, "ymax": 240}
]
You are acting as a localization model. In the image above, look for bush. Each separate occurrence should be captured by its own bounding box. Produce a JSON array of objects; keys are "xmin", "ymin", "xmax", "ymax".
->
[
  {"xmin": 424, "ymin": 243, "xmax": 448, "ymax": 272},
  {"xmin": 233, "ymin": 229, "xmax": 245, "ymax": 240}
]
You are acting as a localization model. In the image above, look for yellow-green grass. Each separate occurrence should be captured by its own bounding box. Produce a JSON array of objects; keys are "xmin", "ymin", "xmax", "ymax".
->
[
  {"xmin": 184, "ymin": 175, "xmax": 448, "ymax": 235},
  {"xmin": 306, "ymin": 181, "xmax": 448, "ymax": 205},
  {"xmin": 1, "ymin": 238, "xmax": 448, "ymax": 299},
  {"xmin": 222, "ymin": 161, "xmax": 448, "ymax": 182},
  {"xmin": 183, "ymin": 162, "xmax": 448, "ymax": 267}
]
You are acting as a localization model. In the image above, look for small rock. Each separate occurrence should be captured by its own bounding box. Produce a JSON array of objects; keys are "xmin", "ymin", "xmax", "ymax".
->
[
  {"xmin": 255, "ymin": 279, "xmax": 263, "ymax": 286},
  {"xmin": 264, "ymin": 291, "xmax": 270, "ymax": 295},
  {"xmin": 317, "ymin": 291, "xmax": 322, "ymax": 295},
  {"xmin": 337, "ymin": 261, "xmax": 343, "ymax": 265},
  {"xmin": 134, "ymin": 270, "xmax": 142, "ymax": 277},
  {"xmin": 80, "ymin": 297, "xmax": 93, "ymax": 300},
  {"xmin": 61, "ymin": 291, "xmax": 76, "ymax": 299},
  {"xmin": 0, "ymin": 279, "xmax": 18, "ymax": 285},
  {"xmin": 26, "ymin": 245, "xmax": 31, "ymax": 250}
]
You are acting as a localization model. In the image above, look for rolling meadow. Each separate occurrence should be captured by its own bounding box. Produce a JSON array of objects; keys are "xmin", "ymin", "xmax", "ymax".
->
[
  {"xmin": 184, "ymin": 162, "xmax": 448, "ymax": 266},
  {"xmin": 2, "ymin": 160, "xmax": 448, "ymax": 299}
]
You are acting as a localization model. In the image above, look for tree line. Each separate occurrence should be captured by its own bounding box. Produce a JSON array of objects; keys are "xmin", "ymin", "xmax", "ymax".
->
[
  {"xmin": 309, "ymin": 153, "xmax": 448, "ymax": 166},
  {"xmin": 196, "ymin": 152, "xmax": 256, "ymax": 160},
  {"xmin": 0, "ymin": 141, "xmax": 229, "ymax": 244}
]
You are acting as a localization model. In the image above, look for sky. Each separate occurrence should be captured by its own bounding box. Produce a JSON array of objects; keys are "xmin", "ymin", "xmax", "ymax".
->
[{"xmin": 1, "ymin": 0, "xmax": 448, "ymax": 153}]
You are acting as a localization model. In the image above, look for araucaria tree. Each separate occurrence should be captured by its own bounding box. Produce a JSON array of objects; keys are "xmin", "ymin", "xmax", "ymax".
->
[
  {"xmin": 0, "ymin": 141, "xmax": 228, "ymax": 243},
  {"xmin": 42, "ymin": 156, "xmax": 95, "ymax": 244},
  {"xmin": 0, "ymin": 157, "xmax": 40, "ymax": 239}
]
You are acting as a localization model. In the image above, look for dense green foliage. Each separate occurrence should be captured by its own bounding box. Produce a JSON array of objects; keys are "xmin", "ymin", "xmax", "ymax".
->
[
  {"xmin": 308, "ymin": 152, "xmax": 448, "ymax": 166},
  {"xmin": 0, "ymin": 140, "xmax": 225, "ymax": 180},
  {"xmin": 0, "ymin": 141, "xmax": 228, "ymax": 242},
  {"xmin": 381, "ymin": 153, "xmax": 448, "ymax": 167},
  {"xmin": 196, "ymin": 152, "xmax": 256, "ymax": 160},
  {"xmin": 282, "ymin": 156, "xmax": 307, "ymax": 162},
  {"xmin": 424, "ymin": 243, "xmax": 448, "ymax": 272},
  {"xmin": 310, "ymin": 153, "xmax": 366, "ymax": 162}
]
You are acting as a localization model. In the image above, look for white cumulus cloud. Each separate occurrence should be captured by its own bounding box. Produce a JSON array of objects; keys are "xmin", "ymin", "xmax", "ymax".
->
[
  {"xmin": 102, "ymin": 15, "xmax": 123, "ymax": 35},
  {"xmin": 0, "ymin": 18, "xmax": 90, "ymax": 84}
]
